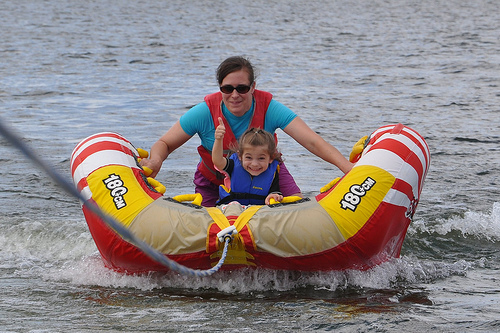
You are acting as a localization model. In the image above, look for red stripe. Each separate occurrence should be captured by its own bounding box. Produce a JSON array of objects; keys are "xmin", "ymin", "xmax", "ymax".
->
[
  {"xmin": 71, "ymin": 133, "xmax": 130, "ymax": 161},
  {"xmin": 77, "ymin": 177, "xmax": 88, "ymax": 192},
  {"xmin": 391, "ymin": 178, "xmax": 415, "ymax": 202},
  {"xmin": 368, "ymin": 125, "xmax": 430, "ymax": 171},
  {"xmin": 400, "ymin": 130, "xmax": 430, "ymax": 194},
  {"xmin": 239, "ymin": 225, "xmax": 256, "ymax": 252},
  {"xmin": 390, "ymin": 123, "xmax": 405, "ymax": 134},
  {"xmin": 207, "ymin": 223, "xmax": 220, "ymax": 253},
  {"xmin": 401, "ymin": 129, "xmax": 430, "ymax": 171},
  {"xmin": 369, "ymin": 138, "xmax": 426, "ymax": 196},
  {"xmin": 369, "ymin": 138, "xmax": 424, "ymax": 182},
  {"xmin": 368, "ymin": 126, "xmax": 393, "ymax": 144},
  {"xmin": 132, "ymin": 167, "xmax": 163, "ymax": 200},
  {"xmin": 71, "ymin": 141, "xmax": 135, "ymax": 177}
]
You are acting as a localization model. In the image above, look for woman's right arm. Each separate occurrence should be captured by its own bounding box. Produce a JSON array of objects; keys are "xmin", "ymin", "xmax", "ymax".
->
[
  {"xmin": 283, "ymin": 117, "xmax": 353, "ymax": 174},
  {"xmin": 140, "ymin": 121, "xmax": 192, "ymax": 178}
]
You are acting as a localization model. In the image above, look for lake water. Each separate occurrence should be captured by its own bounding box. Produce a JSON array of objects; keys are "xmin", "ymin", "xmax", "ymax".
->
[{"xmin": 1, "ymin": 0, "xmax": 499, "ymax": 331}]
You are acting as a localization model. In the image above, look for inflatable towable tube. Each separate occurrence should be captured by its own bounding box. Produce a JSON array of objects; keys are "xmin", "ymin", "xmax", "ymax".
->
[{"xmin": 71, "ymin": 124, "xmax": 430, "ymax": 273}]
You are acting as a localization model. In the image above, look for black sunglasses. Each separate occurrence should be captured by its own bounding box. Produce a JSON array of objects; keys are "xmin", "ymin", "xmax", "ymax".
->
[{"xmin": 219, "ymin": 84, "xmax": 252, "ymax": 94}]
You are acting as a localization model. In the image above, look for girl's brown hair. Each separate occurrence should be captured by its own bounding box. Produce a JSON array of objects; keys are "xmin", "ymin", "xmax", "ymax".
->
[{"xmin": 237, "ymin": 128, "xmax": 282, "ymax": 162}]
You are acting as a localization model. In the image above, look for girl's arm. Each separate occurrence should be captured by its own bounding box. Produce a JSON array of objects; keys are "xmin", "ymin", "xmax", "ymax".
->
[
  {"xmin": 212, "ymin": 117, "xmax": 227, "ymax": 170},
  {"xmin": 265, "ymin": 192, "xmax": 284, "ymax": 205}
]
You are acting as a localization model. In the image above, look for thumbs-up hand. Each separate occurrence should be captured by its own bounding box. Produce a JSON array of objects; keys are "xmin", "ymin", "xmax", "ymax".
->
[{"xmin": 215, "ymin": 117, "xmax": 226, "ymax": 140}]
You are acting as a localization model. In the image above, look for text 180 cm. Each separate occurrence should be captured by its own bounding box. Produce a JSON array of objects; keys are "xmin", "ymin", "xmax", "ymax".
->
[
  {"xmin": 103, "ymin": 173, "xmax": 128, "ymax": 209},
  {"xmin": 340, "ymin": 177, "xmax": 376, "ymax": 211}
]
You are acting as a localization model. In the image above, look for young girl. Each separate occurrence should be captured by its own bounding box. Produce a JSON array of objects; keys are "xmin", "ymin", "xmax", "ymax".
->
[{"xmin": 212, "ymin": 117, "xmax": 302, "ymax": 205}]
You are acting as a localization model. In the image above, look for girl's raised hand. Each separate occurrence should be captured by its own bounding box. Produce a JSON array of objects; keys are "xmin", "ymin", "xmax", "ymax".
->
[
  {"xmin": 265, "ymin": 192, "xmax": 283, "ymax": 205},
  {"xmin": 215, "ymin": 117, "xmax": 226, "ymax": 140}
]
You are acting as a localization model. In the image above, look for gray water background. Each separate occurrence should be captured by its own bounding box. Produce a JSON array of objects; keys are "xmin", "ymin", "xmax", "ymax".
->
[{"xmin": 1, "ymin": 0, "xmax": 499, "ymax": 332}]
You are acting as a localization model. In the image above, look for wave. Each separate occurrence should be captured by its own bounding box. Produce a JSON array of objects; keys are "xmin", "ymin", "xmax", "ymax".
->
[
  {"xmin": 409, "ymin": 201, "xmax": 500, "ymax": 242},
  {"xmin": 2, "ymin": 203, "xmax": 498, "ymax": 295},
  {"xmin": 42, "ymin": 253, "xmax": 475, "ymax": 298}
]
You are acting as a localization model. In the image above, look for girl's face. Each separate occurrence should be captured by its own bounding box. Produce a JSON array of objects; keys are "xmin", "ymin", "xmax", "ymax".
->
[
  {"xmin": 239, "ymin": 145, "xmax": 272, "ymax": 176},
  {"xmin": 220, "ymin": 69, "xmax": 255, "ymax": 117}
]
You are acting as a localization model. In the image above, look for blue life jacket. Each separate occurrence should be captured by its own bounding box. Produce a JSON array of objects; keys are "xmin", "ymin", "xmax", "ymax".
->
[{"xmin": 218, "ymin": 154, "xmax": 279, "ymax": 205}]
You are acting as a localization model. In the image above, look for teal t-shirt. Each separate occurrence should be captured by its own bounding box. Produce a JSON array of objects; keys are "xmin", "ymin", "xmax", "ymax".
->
[{"xmin": 179, "ymin": 98, "xmax": 297, "ymax": 151}]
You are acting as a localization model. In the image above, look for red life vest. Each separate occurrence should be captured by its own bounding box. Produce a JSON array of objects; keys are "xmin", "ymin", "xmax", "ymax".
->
[{"xmin": 197, "ymin": 89, "xmax": 273, "ymax": 185}]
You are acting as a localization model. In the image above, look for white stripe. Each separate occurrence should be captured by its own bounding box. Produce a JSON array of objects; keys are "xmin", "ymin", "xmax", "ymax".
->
[
  {"xmin": 72, "ymin": 150, "xmax": 140, "ymax": 186},
  {"xmin": 71, "ymin": 133, "xmax": 118, "ymax": 157},
  {"xmin": 79, "ymin": 186, "xmax": 93, "ymax": 201},
  {"xmin": 387, "ymin": 132, "xmax": 428, "ymax": 194},
  {"xmin": 400, "ymin": 127, "xmax": 431, "ymax": 193},
  {"xmin": 383, "ymin": 188, "xmax": 411, "ymax": 208},
  {"xmin": 369, "ymin": 125, "xmax": 396, "ymax": 138},
  {"xmin": 355, "ymin": 149, "xmax": 420, "ymax": 199},
  {"xmin": 367, "ymin": 125, "xmax": 430, "ymax": 169},
  {"xmin": 362, "ymin": 131, "xmax": 429, "ymax": 194},
  {"xmin": 71, "ymin": 134, "xmax": 138, "ymax": 170},
  {"xmin": 402, "ymin": 127, "xmax": 430, "ymax": 165},
  {"xmin": 356, "ymin": 148, "xmax": 402, "ymax": 174}
]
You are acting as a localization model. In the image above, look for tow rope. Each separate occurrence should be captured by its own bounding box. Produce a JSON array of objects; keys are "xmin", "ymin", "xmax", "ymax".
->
[{"xmin": 0, "ymin": 119, "xmax": 235, "ymax": 277}]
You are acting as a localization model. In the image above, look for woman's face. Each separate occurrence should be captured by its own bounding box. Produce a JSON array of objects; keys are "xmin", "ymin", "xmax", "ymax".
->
[{"xmin": 220, "ymin": 69, "xmax": 255, "ymax": 117}]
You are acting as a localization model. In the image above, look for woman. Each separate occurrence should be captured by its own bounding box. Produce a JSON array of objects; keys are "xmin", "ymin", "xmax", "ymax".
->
[{"xmin": 140, "ymin": 56, "xmax": 353, "ymax": 206}]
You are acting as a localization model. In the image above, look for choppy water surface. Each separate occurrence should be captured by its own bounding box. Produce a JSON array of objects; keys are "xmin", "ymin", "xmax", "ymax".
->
[{"xmin": 1, "ymin": 0, "xmax": 499, "ymax": 331}]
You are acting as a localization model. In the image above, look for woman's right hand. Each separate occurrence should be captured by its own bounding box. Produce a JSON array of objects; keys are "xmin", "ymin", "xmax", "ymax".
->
[
  {"xmin": 139, "ymin": 121, "xmax": 193, "ymax": 179},
  {"xmin": 139, "ymin": 157, "xmax": 162, "ymax": 178}
]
